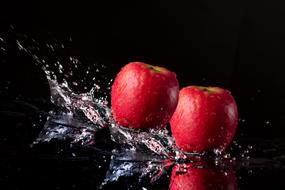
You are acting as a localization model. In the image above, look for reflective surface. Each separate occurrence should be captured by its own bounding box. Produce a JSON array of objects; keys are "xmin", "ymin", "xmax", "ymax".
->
[{"xmin": 1, "ymin": 27, "xmax": 285, "ymax": 189}]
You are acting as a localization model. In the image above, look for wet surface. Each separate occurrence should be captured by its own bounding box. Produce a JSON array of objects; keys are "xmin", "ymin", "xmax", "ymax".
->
[
  {"xmin": 1, "ymin": 29, "xmax": 285, "ymax": 190},
  {"xmin": 1, "ymin": 134, "xmax": 285, "ymax": 190},
  {"xmin": 1, "ymin": 84, "xmax": 285, "ymax": 190}
]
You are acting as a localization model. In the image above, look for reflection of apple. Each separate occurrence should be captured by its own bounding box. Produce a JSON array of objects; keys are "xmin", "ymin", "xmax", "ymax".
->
[
  {"xmin": 170, "ymin": 86, "xmax": 238, "ymax": 152},
  {"xmin": 169, "ymin": 164, "xmax": 237, "ymax": 190},
  {"xmin": 111, "ymin": 62, "xmax": 179, "ymax": 129}
]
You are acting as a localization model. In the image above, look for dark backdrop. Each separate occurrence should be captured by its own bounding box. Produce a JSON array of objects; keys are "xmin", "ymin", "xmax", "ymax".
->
[
  {"xmin": 1, "ymin": 1, "xmax": 285, "ymax": 190},
  {"xmin": 1, "ymin": 0, "xmax": 285, "ymax": 138}
]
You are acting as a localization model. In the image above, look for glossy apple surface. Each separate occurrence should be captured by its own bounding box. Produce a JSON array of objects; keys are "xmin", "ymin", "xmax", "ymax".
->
[
  {"xmin": 111, "ymin": 62, "xmax": 179, "ymax": 129},
  {"xmin": 170, "ymin": 86, "xmax": 238, "ymax": 152},
  {"xmin": 169, "ymin": 163, "xmax": 237, "ymax": 190}
]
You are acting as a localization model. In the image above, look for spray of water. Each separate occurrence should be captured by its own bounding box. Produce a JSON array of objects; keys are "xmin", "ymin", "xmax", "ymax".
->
[{"xmin": 0, "ymin": 32, "xmax": 258, "ymax": 188}]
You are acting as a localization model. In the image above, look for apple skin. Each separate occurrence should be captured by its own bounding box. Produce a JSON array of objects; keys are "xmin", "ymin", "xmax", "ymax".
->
[
  {"xmin": 169, "ymin": 163, "xmax": 237, "ymax": 190},
  {"xmin": 111, "ymin": 62, "xmax": 179, "ymax": 129},
  {"xmin": 170, "ymin": 86, "xmax": 238, "ymax": 152}
]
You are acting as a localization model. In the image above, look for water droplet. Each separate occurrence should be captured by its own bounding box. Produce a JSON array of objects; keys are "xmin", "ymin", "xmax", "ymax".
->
[
  {"xmin": 208, "ymin": 138, "xmax": 215, "ymax": 143},
  {"xmin": 16, "ymin": 40, "xmax": 24, "ymax": 51},
  {"xmin": 214, "ymin": 149, "xmax": 223, "ymax": 156},
  {"xmin": 264, "ymin": 120, "xmax": 271, "ymax": 127},
  {"xmin": 223, "ymin": 153, "xmax": 231, "ymax": 159}
]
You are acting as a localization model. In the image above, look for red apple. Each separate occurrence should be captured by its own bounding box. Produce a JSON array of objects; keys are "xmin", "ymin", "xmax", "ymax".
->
[
  {"xmin": 169, "ymin": 163, "xmax": 237, "ymax": 190},
  {"xmin": 170, "ymin": 86, "xmax": 238, "ymax": 152},
  {"xmin": 111, "ymin": 62, "xmax": 179, "ymax": 129}
]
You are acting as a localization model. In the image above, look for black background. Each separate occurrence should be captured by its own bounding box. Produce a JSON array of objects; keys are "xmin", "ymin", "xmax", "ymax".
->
[{"xmin": 1, "ymin": 0, "xmax": 285, "ymax": 189}]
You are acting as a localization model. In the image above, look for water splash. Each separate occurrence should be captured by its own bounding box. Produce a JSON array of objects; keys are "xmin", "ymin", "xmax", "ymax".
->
[
  {"xmin": 15, "ymin": 37, "xmax": 178, "ymax": 185},
  {"xmin": 35, "ymin": 73, "xmax": 227, "ymax": 188},
  {"xmin": 3, "ymin": 34, "xmax": 258, "ymax": 188},
  {"xmin": 35, "ymin": 75, "xmax": 189, "ymax": 184}
]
